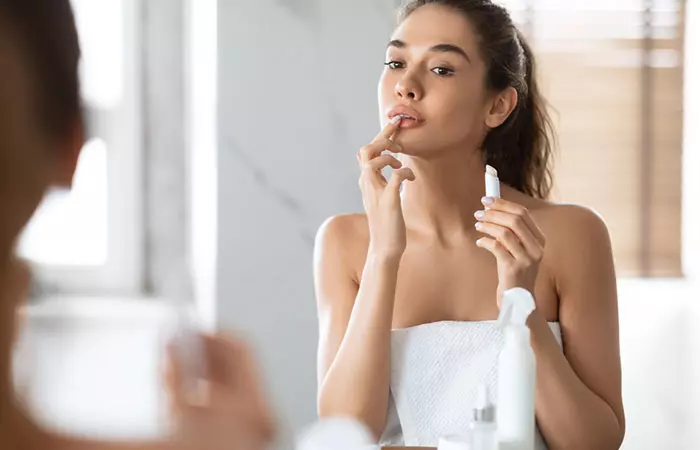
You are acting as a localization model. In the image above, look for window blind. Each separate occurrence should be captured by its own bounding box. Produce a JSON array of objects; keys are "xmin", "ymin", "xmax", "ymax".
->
[{"xmin": 499, "ymin": 0, "xmax": 685, "ymax": 277}]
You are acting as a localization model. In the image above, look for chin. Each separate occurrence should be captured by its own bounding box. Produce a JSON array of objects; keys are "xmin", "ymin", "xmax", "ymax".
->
[{"xmin": 394, "ymin": 133, "xmax": 440, "ymax": 156}]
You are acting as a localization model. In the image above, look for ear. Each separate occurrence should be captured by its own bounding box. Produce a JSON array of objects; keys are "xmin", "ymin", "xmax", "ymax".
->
[
  {"xmin": 485, "ymin": 87, "xmax": 518, "ymax": 129},
  {"xmin": 52, "ymin": 119, "xmax": 85, "ymax": 188}
]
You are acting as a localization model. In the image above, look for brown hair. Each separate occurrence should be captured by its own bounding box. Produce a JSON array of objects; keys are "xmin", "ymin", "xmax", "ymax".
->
[
  {"xmin": 399, "ymin": 0, "xmax": 555, "ymax": 199},
  {"xmin": 0, "ymin": 0, "xmax": 81, "ymax": 142}
]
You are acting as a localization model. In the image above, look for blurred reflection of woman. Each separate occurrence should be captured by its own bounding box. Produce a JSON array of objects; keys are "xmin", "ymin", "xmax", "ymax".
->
[
  {"xmin": 314, "ymin": 1, "xmax": 625, "ymax": 449},
  {"xmin": 0, "ymin": 1, "xmax": 273, "ymax": 449}
]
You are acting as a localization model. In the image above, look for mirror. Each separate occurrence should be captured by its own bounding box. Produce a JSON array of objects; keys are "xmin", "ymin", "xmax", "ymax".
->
[{"xmin": 3, "ymin": 1, "xmax": 698, "ymax": 450}]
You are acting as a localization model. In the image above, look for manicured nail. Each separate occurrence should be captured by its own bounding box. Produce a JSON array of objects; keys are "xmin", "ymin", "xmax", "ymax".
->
[
  {"xmin": 391, "ymin": 115, "xmax": 402, "ymax": 124},
  {"xmin": 475, "ymin": 222, "xmax": 483, "ymax": 230},
  {"xmin": 481, "ymin": 196, "xmax": 495, "ymax": 206},
  {"xmin": 474, "ymin": 210, "xmax": 485, "ymax": 220}
]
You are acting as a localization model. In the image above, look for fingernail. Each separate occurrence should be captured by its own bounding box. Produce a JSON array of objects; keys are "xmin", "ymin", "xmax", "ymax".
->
[
  {"xmin": 481, "ymin": 196, "xmax": 495, "ymax": 206},
  {"xmin": 475, "ymin": 222, "xmax": 482, "ymax": 230},
  {"xmin": 474, "ymin": 210, "xmax": 485, "ymax": 220},
  {"xmin": 391, "ymin": 115, "xmax": 402, "ymax": 124}
]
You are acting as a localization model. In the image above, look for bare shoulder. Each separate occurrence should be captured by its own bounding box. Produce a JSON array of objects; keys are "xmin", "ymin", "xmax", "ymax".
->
[
  {"xmin": 506, "ymin": 187, "xmax": 611, "ymax": 247},
  {"xmin": 533, "ymin": 202, "xmax": 611, "ymax": 250},
  {"xmin": 516, "ymin": 199, "xmax": 616, "ymax": 305},
  {"xmin": 313, "ymin": 214, "xmax": 369, "ymax": 281},
  {"xmin": 314, "ymin": 213, "xmax": 369, "ymax": 254},
  {"xmin": 527, "ymin": 200, "xmax": 615, "ymax": 295}
]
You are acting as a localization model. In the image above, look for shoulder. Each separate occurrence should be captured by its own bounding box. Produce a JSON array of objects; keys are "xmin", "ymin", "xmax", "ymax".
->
[
  {"xmin": 506, "ymin": 187, "xmax": 611, "ymax": 248},
  {"xmin": 535, "ymin": 202, "xmax": 611, "ymax": 250},
  {"xmin": 533, "ymin": 202, "xmax": 615, "ymax": 294},
  {"xmin": 314, "ymin": 214, "xmax": 368, "ymax": 251},
  {"xmin": 313, "ymin": 214, "xmax": 369, "ymax": 275}
]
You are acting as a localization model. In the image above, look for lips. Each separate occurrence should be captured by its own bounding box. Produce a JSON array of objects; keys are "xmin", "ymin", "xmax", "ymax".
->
[{"xmin": 388, "ymin": 105, "xmax": 424, "ymax": 123}]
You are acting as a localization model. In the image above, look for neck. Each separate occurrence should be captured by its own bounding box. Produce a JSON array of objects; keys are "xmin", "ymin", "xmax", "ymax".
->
[{"xmin": 400, "ymin": 145, "xmax": 487, "ymax": 244}]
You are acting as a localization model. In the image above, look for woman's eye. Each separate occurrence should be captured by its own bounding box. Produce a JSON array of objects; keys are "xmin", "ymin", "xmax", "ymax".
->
[
  {"xmin": 432, "ymin": 66, "xmax": 454, "ymax": 77},
  {"xmin": 384, "ymin": 60, "xmax": 404, "ymax": 70}
]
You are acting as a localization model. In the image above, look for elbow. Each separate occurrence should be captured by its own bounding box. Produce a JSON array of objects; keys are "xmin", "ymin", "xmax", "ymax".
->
[
  {"xmin": 549, "ymin": 415, "xmax": 625, "ymax": 450},
  {"xmin": 601, "ymin": 406, "xmax": 625, "ymax": 450},
  {"xmin": 611, "ymin": 416, "xmax": 626, "ymax": 449},
  {"xmin": 582, "ymin": 422, "xmax": 626, "ymax": 450}
]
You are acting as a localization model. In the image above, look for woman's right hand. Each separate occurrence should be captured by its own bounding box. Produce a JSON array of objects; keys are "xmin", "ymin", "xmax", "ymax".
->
[{"xmin": 357, "ymin": 118, "xmax": 416, "ymax": 261}]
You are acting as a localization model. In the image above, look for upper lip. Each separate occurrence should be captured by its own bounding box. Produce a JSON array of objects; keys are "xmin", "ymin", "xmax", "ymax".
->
[{"xmin": 388, "ymin": 105, "xmax": 424, "ymax": 122}]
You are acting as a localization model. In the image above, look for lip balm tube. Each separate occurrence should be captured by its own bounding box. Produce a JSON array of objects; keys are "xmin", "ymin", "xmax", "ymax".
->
[{"xmin": 485, "ymin": 164, "xmax": 501, "ymax": 199}]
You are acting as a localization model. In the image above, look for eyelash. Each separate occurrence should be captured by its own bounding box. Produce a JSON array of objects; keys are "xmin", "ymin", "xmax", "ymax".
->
[
  {"xmin": 431, "ymin": 67, "xmax": 454, "ymax": 77},
  {"xmin": 384, "ymin": 60, "xmax": 404, "ymax": 70},
  {"xmin": 384, "ymin": 60, "xmax": 455, "ymax": 77}
]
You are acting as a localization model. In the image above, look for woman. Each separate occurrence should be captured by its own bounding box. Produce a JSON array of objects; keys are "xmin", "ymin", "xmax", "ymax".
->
[
  {"xmin": 314, "ymin": 1, "xmax": 625, "ymax": 449},
  {"xmin": 0, "ymin": 1, "xmax": 273, "ymax": 449}
]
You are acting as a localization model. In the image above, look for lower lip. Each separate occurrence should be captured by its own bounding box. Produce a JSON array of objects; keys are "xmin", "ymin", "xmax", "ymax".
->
[{"xmin": 396, "ymin": 118, "xmax": 424, "ymax": 129}]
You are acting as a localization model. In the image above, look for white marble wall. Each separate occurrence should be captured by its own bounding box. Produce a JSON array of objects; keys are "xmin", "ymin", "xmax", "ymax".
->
[{"xmin": 216, "ymin": 0, "xmax": 400, "ymax": 440}]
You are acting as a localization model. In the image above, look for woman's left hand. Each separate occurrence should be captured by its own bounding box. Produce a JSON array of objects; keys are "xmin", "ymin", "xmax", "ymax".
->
[{"xmin": 474, "ymin": 196, "xmax": 546, "ymax": 308}]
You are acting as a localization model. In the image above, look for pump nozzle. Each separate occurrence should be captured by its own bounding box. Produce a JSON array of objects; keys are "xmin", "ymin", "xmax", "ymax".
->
[{"xmin": 497, "ymin": 288, "xmax": 536, "ymax": 327}]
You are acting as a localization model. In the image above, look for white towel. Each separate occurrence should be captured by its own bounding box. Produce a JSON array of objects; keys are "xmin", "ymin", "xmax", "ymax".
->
[{"xmin": 380, "ymin": 321, "xmax": 562, "ymax": 449}]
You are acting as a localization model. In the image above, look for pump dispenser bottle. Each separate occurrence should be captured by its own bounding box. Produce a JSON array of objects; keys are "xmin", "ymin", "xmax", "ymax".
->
[{"xmin": 496, "ymin": 287, "xmax": 537, "ymax": 450}]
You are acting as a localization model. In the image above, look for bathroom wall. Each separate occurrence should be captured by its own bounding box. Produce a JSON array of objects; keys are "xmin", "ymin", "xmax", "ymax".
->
[{"xmin": 216, "ymin": 0, "xmax": 399, "ymax": 439}]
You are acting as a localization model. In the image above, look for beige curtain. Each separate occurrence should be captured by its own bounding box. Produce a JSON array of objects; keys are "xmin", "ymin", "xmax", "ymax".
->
[{"xmin": 504, "ymin": 0, "xmax": 685, "ymax": 277}]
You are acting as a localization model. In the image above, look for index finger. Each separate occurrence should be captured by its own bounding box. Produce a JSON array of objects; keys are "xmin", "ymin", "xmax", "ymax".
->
[{"xmin": 372, "ymin": 116, "xmax": 402, "ymax": 143}]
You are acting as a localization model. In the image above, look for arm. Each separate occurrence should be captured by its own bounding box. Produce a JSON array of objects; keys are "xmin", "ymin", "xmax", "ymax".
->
[
  {"xmin": 475, "ymin": 200, "xmax": 624, "ymax": 450},
  {"xmin": 315, "ymin": 117, "xmax": 412, "ymax": 440},
  {"xmin": 314, "ymin": 216, "xmax": 400, "ymax": 440},
  {"xmin": 529, "ymin": 206, "xmax": 625, "ymax": 449}
]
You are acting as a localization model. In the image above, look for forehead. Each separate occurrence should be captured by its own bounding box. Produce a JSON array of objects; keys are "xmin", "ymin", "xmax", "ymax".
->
[{"xmin": 392, "ymin": 4, "xmax": 480, "ymax": 53}]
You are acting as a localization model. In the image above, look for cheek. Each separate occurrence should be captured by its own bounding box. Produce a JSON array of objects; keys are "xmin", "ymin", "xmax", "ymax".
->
[{"xmin": 428, "ymin": 83, "xmax": 484, "ymax": 134}]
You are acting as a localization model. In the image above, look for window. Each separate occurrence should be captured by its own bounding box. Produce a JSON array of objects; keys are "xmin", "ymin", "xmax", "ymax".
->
[
  {"xmin": 20, "ymin": 139, "xmax": 108, "ymax": 266},
  {"xmin": 499, "ymin": 0, "xmax": 685, "ymax": 277},
  {"xmin": 19, "ymin": 0, "xmax": 143, "ymax": 294}
]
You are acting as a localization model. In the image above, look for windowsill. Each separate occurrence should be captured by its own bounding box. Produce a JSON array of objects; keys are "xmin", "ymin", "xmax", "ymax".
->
[{"xmin": 20, "ymin": 295, "xmax": 172, "ymax": 323}]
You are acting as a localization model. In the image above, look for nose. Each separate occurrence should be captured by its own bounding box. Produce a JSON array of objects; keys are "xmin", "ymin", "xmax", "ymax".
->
[{"xmin": 395, "ymin": 74, "xmax": 422, "ymax": 101}]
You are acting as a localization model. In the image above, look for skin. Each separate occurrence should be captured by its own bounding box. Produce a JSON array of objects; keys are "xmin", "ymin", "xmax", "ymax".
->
[
  {"xmin": 0, "ymin": 13, "xmax": 273, "ymax": 450},
  {"xmin": 315, "ymin": 4, "xmax": 625, "ymax": 450}
]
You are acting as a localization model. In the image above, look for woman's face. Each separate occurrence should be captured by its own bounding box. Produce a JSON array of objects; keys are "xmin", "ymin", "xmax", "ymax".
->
[
  {"xmin": 0, "ymin": 19, "xmax": 70, "ymax": 252},
  {"xmin": 378, "ymin": 4, "xmax": 491, "ymax": 156}
]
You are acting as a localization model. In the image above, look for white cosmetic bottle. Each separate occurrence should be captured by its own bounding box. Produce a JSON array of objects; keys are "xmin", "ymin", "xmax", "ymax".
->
[
  {"xmin": 469, "ymin": 384, "xmax": 497, "ymax": 450},
  {"xmin": 496, "ymin": 287, "xmax": 537, "ymax": 450}
]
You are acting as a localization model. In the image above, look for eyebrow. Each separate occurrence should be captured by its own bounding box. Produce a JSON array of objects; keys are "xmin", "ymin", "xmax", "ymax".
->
[{"xmin": 387, "ymin": 39, "xmax": 471, "ymax": 63}]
